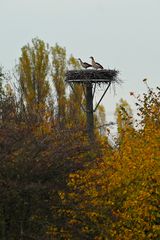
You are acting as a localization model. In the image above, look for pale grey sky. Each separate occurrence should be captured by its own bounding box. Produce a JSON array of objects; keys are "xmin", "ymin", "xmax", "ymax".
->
[{"xmin": 0, "ymin": 0, "xmax": 160, "ymax": 125}]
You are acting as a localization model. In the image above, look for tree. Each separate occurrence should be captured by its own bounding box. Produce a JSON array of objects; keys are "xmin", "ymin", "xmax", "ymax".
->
[
  {"xmin": 0, "ymin": 40, "xmax": 96, "ymax": 239},
  {"xmin": 115, "ymin": 98, "xmax": 134, "ymax": 143},
  {"xmin": 18, "ymin": 38, "xmax": 50, "ymax": 124},
  {"xmin": 67, "ymin": 55, "xmax": 85, "ymax": 128},
  {"xmin": 58, "ymin": 86, "xmax": 160, "ymax": 240},
  {"xmin": 51, "ymin": 44, "xmax": 67, "ymax": 128},
  {"xmin": 95, "ymin": 104, "xmax": 107, "ymax": 136},
  {"xmin": 0, "ymin": 66, "xmax": 4, "ymax": 97}
]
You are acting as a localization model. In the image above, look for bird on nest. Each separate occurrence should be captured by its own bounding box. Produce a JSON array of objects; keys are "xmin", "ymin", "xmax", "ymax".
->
[
  {"xmin": 78, "ymin": 58, "xmax": 92, "ymax": 69},
  {"xmin": 90, "ymin": 56, "xmax": 103, "ymax": 70}
]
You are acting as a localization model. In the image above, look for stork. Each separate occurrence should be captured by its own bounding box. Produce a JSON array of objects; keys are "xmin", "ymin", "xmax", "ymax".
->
[
  {"xmin": 90, "ymin": 56, "xmax": 103, "ymax": 70},
  {"xmin": 78, "ymin": 58, "xmax": 92, "ymax": 69}
]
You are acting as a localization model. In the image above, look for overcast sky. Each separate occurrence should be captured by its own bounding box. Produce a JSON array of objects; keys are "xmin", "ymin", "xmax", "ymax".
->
[{"xmin": 1, "ymin": 0, "xmax": 160, "ymax": 126}]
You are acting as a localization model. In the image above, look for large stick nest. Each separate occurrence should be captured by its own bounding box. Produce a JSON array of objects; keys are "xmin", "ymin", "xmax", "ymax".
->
[{"xmin": 65, "ymin": 69, "xmax": 120, "ymax": 84}]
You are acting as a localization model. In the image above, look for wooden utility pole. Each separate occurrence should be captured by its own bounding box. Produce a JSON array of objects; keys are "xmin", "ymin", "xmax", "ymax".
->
[
  {"xmin": 86, "ymin": 83, "xmax": 94, "ymax": 142},
  {"xmin": 66, "ymin": 69, "xmax": 119, "ymax": 143}
]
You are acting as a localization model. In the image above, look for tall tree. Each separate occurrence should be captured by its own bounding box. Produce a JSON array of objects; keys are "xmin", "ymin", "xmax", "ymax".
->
[
  {"xmin": 18, "ymin": 38, "xmax": 50, "ymax": 124},
  {"xmin": 67, "ymin": 55, "xmax": 85, "ymax": 128},
  {"xmin": 0, "ymin": 67, "xmax": 4, "ymax": 123},
  {"xmin": 51, "ymin": 44, "xmax": 67, "ymax": 128},
  {"xmin": 115, "ymin": 98, "xmax": 133, "ymax": 142},
  {"xmin": 0, "ymin": 66, "xmax": 4, "ymax": 97},
  {"xmin": 95, "ymin": 104, "xmax": 107, "ymax": 136}
]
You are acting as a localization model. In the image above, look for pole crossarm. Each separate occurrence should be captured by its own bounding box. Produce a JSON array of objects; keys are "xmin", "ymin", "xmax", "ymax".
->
[{"xmin": 93, "ymin": 81, "xmax": 111, "ymax": 112}]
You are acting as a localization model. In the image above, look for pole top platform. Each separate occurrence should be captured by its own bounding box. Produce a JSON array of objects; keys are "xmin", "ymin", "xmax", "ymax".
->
[{"xmin": 65, "ymin": 69, "xmax": 120, "ymax": 84}]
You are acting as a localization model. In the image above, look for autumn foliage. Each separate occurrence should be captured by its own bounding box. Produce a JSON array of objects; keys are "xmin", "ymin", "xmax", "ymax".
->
[
  {"xmin": 0, "ymin": 39, "xmax": 160, "ymax": 239},
  {"xmin": 62, "ymin": 85, "xmax": 160, "ymax": 240}
]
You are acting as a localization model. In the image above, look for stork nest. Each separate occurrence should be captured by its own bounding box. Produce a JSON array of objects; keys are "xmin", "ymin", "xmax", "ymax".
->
[{"xmin": 65, "ymin": 69, "xmax": 120, "ymax": 84}]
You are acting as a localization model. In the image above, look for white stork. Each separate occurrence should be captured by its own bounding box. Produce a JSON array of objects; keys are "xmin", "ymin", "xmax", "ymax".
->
[
  {"xmin": 90, "ymin": 56, "xmax": 103, "ymax": 70},
  {"xmin": 78, "ymin": 58, "xmax": 92, "ymax": 69}
]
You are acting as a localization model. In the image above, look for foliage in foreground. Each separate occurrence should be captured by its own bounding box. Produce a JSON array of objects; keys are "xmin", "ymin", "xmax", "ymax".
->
[
  {"xmin": 54, "ymin": 85, "xmax": 160, "ymax": 240},
  {"xmin": 0, "ymin": 40, "xmax": 160, "ymax": 239}
]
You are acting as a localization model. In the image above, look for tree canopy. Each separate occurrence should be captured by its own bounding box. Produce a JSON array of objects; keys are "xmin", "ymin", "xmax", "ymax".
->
[{"xmin": 0, "ymin": 38, "xmax": 159, "ymax": 239}]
